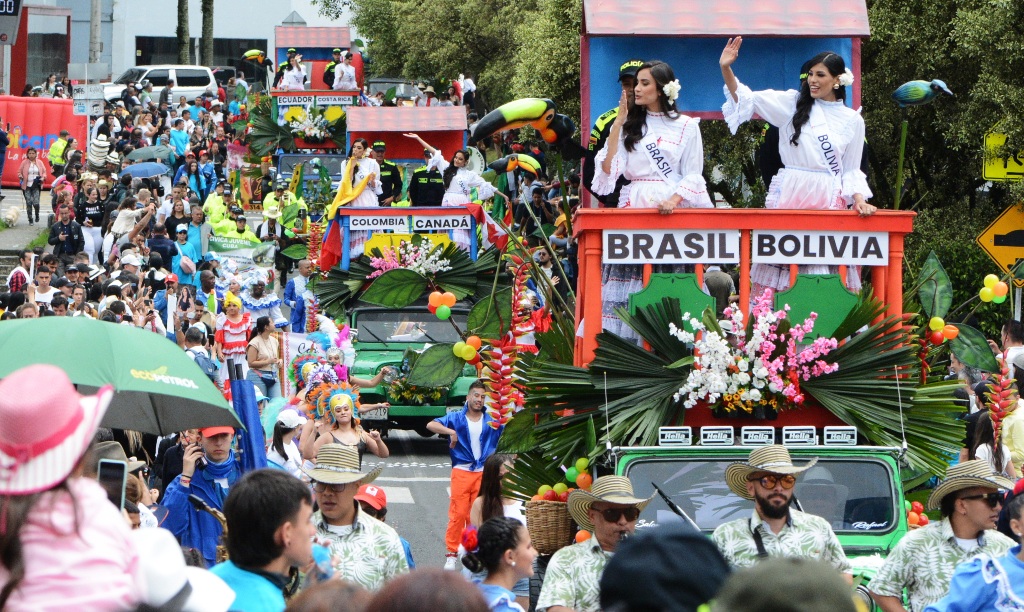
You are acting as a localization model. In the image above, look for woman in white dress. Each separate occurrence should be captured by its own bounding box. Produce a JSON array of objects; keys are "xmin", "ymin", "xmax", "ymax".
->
[
  {"xmin": 341, "ymin": 138, "xmax": 382, "ymax": 257},
  {"xmin": 720, "ymin": 37, "xmax": 876, "ymax": 297},
  {"xmin": 403, "ymin": 132, "xmax": 511, "ymax": 251},
  {"xmin": 592, "ymin": 60, "xmax": 713, "ymax": 341}
]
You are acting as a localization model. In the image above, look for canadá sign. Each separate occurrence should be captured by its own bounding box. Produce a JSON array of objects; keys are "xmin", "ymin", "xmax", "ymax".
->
[
  {"xmin": 603, "ymin": 230, "xmax": 741, "ymax": 264},
  {"xmin": 412, "ymin": 215, "xmax": 472, "ymax": 231},
  {"xmin": 752, "ymin": 230, "xmax": 888, "ymax": 266}
]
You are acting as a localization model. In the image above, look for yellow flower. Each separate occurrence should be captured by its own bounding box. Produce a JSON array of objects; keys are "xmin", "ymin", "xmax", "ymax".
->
[
  {"xmin": 323, "ymin": 105, "xmax": 345, "ymax": 123},
  {"xmin": 284, "ymin": 106, "xmax": 306, "ymax": 123}
]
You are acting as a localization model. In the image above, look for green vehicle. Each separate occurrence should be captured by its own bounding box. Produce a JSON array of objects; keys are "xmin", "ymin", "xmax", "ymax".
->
[
  {"xmin": 613, "ymin": 439, "xmax": 909, "ymax": 610},
  {"xmin": 347, "ymin": 303, "xmax": 479, "ymax": 436}
]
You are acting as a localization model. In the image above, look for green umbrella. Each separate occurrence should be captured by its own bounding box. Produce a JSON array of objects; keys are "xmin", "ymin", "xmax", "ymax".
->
[
  {"xmin": 0, "ymin": 318, "xmax": 241, "ymax": 435},
  {"xmin": 126, "ymin": 145, "xmax": 174, "ymax": 162}
]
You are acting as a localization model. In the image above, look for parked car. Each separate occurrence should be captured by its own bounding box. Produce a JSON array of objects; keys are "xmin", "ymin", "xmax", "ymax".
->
[
  {"xmin": 211, "ymin": 66, "xmax": 238, "ymax": 86},
  {"xmin": 103, "ymin": 65, "xmax": 217, "ymax": 103}
]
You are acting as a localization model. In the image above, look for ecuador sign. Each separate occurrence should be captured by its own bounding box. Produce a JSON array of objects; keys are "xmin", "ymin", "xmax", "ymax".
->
[{"xmin": 976, "ymin": 204, "xmax": 1024, "ymax": 288}]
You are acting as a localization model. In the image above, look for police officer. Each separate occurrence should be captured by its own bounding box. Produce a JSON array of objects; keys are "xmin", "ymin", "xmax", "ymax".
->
[
  {"xmin": 273, "ymin": 48, "xmax": 298, "ymax": 88},
  {"xmin": 407, "ymin": 150, "xmax": 444, "ymax": 207},
  {"xmin": 580, "ymin": 59, "xmax": 644, "ymax": 208},
  {"xmin": 323, "ymin": 48, "xmax": 342, "ymax": 89},
  {"xmin": 371, "ymin": 141, "xmax": 403, "ymax": 205}
]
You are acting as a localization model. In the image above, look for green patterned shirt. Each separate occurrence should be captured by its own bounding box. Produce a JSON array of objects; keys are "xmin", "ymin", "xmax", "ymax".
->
[
  {"xmin": 313, "ymin": 507, "xmax": 410, "ymax": 591},
  {"xmin": 711, "ymin": 508, "xmax": 852, "ymax": 573},
  {"xmin": 867, "ymin": 518, "xmax": 1015, "ymax": 612},
  {"xmin": 535, "ymin": 535, "xmax": 611, "ymax": 612}
]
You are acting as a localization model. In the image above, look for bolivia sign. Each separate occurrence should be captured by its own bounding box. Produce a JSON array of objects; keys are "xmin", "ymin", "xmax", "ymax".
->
[
  {"xmin": 752, "ymin": 230, "xmax": 888, "ymax": 266},
  {"xmin": 976, "ymin": 204, "xmax": 1024, "ymax": 287},
  {"xmin": 603, "ymin": 230, "xmax": 740, "ymax": 264}
]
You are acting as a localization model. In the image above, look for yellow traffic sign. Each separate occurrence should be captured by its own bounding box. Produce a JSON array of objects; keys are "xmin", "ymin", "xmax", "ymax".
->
[
  {"xmin": 983, "ymin": 133, "xmax": 1024, "ymax": 182},
  {"xmin": 976, "ymin": 204, "xmax": 1024, "ymax": 287}
]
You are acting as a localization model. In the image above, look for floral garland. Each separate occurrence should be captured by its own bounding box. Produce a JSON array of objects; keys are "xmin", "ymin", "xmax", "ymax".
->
[
  {"xmin": 367, "ymin": 240, "xmax": 452, "ymax": 280},
  {"xmin": 284, "ymin": 106, "xmax": 346, "ymax": 143},
  {"xmin": 669, "ymin": 288, "xmax": 839, "ymax": 413},
  {"xmin": 388, "ymin": 377, "xmax": 445, "ymax": 405}
]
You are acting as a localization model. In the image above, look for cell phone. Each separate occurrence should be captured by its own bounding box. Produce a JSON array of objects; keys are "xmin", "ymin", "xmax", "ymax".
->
[
  {"xmin": 97, "ymin": 458, "xmax": 128, "ymax": 510},
  {"xmin": 193, "ymin": 443, "xmax": 208, "ymax": 470}
]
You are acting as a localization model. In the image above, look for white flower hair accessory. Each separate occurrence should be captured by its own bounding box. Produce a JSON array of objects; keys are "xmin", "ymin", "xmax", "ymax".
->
[
  {"xmin": 663, "ymin": 79, "xmax": 681, "ymax": 104},
  {"xmin": 838, "ymin": 69, "xmax": 855, "ymax": 87}
]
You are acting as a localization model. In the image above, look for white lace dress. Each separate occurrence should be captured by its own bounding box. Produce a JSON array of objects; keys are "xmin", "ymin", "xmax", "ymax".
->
[
  {"xmin": 428, "ymin": 150, "xmax": 498, "ymax": 250},
  {"xmin": 342, "ymin": 157, "xmax": 384, "ymax": 257},
  {"xmin": 723, "ymin": 81, "xmax": 872, "ymax": 294},
  {"xmin": 591, "ymin": 112, "xmax": 713, "ymax": 341}
]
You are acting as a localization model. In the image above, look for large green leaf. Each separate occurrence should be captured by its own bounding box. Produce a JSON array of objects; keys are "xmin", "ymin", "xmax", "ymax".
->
[
  {"xmin": 467, "ymin": 287, "xmax": 513, "ymax": 339},
  {"xmin": 950, "ymin": 323, "xmax": 1000, "ymax": 373},
  {"xmin": 406, "ymin": 344, "xmax": 465, "ymax": 387},
  {"xmin": 359, "ymin": 269, "xmax": 428, "ymax": 308},
  {"xmin": 917, "ymin": 251, "xmax": 953, "ymax": 320},
  {"xmin": 280, "ymin": 244, "xmax": 308, "ymax": 260},
  {"xmin": 503, "ymin": 451, "xmax": 568, "ymax": 501}
]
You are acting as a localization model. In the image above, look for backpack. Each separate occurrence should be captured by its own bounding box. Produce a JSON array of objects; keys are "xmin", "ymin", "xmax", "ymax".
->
[{"xmin": 188, "ymin": 348, "xmax": 219, "ymax": 383}]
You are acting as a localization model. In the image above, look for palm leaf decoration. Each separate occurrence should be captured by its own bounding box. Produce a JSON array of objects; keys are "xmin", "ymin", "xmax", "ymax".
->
[{"xmin": 247, "ymin": 95, "xmax": 294, "ymax": 156}]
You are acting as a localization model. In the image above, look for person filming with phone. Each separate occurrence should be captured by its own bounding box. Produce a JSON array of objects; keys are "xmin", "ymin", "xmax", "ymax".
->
[{"xmin": 163, "ymin": 425, "xmax": 242, "ymax": 568}]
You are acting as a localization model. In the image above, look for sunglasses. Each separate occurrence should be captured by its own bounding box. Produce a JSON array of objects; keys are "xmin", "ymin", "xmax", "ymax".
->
[
  {"xmin": 313, "ymin": 481, "xmax": 349, "ymax": 493},
  {"xmin": 960, "ymin": 492, "xmax": 1003, "ymax": 508},
  {"xmin": 595, "ymin": 507, "xmax": 641, "ymax": 523},
  {"xmin": 748, "ymin": 474, "xmax": 797, "ymax": 490}
]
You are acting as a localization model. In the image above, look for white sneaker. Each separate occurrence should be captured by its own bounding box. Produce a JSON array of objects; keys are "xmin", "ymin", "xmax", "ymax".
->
[{"xmin": 444, "ymin": 553, "xmax": 459, "ymax": 570}]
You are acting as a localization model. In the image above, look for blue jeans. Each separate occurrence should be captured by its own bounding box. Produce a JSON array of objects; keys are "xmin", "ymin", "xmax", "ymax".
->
[{"xmin": 246, "ymin": 369, "xmax": 281, "ymax": 399}]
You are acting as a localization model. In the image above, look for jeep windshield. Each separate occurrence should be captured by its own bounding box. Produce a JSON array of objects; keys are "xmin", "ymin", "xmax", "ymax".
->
[
  {"xmin": 623, "ymin": 456, "xmax": 898, "ymax": 535},
  {"xmin": 354, "ymin": 310, "xmax": 469, "ymax": 344}
]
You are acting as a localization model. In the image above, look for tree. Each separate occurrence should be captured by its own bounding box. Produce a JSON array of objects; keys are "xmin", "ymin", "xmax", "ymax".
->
[
  {"xmin": 201, "ymin": 0, "xmax": 214, "ymax": 67},
  {"xmin": 177, "ymin": 0, "xmax": 190, "ymax": 64}
]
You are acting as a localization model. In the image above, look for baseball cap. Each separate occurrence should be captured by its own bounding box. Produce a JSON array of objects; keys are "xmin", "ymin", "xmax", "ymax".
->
[
  {"xmin": 166, "ymin": 273, "xmax": 179, "ymax": 283},
  {"xmin": 619, "ymin": 59, "xmax": 644, "ymax": 81},
  {"xmin": 332, "ymin": 48, "xmax": 342, "ymax": 54},
  {"xmin": 75, "ymin": 263, "xmax": 92, "ymax": 274},
  {"xmin": 121, "ymin": 253, "xmax": 142, "ymax": 267},
  {"xmin": 277, "ymin": 410, "xmax": 307, "ymax": 429},
  {"xmin": 287, "ymin": 47, "xmax": 297, "ymax": 53},
  {"xmin": 235, "ymin": 215, "xmax": 247, "ymax": 223},
  {"xmin": 229, "ymin": 206, "xmax": 244, "ymax": 214},
  {"xmin": 372, "ymin": 141, "xmax": 386, "ymax": 151},
  {"xmin": 354, "ymin": 484, "xmax": 387, "ymax": 510},
  {"xmin": 200, "ymin": 426, "xmax": 235, "ymax": 438},
  {"xmin": 176, "ymin": 227, "xmax": 188, "ymax": 234}
]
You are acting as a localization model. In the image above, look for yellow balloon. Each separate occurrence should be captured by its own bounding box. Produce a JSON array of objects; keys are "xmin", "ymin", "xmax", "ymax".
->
[
  {"xmin": 928, "ymin": 316, "xmax": 945, "ymax": 331},
  {"xmin": 984, "ymin": 274, "xmax": 999, "ymax": 289},
  {"xmin": 993, "ymin": 281, "xmax": 1009, "ymax": 297},
  {"xmin": 979, "ymin": 287, "xmax": 994, "ymax": 302}
]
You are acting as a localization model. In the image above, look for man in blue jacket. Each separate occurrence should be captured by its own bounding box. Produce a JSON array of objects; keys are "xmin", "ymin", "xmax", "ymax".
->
[
  {"xmin": 282, "ymin": 259, "xmax": 311, "ymax": 332},
  {"xmin": 163, "ymin": 425, "xmax": 242, "ymax": 567},
  {"xmin": 426, "ymin": 379, "xmax": 504, "ymax": 569}
]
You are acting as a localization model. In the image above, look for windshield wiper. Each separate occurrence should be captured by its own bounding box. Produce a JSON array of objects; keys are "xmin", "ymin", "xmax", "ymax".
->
[
  {"xmin": 651, "ymin": 482, "xmax": 701, "ymax": 533},
  {"xmin": 359, "ymin": 326, "xmax": 389, "ymax": 347}
]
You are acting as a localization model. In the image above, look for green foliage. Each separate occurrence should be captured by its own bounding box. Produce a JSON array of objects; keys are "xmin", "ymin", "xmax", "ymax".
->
[
  {"xmin": 467, "ymin": 287, "xmax": 514, "ymax": 339},
  {"xmin": 916, "ymin": 251, "xmax": 953, "ymax": 319},
  {"xmin": 950, "ymin": 323, "xmax": 1000, "ymax": 373},
  {"xmin": 280, "ymin": 244, "xmax": 309, "ymax": 260},
  {"xmin": 406, "ymin": 344, "xmax": 466, "ymax": 387},
  {"xmin": 512, "ymin": 0, "xmax": 583, "ymax": 126},
  {"xmin": 360, "ymin": 269, "xmax": 429, "ymax": 308}
]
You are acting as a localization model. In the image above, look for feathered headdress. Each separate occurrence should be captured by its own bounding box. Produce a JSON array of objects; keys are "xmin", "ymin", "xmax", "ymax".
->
[
  {"xmin": 309, "ymin": 382, "xmax": 362, "ymax": 421},
  {"xmin": 289, "ymin": 352, "xmax": 322, "ymax": 387}
]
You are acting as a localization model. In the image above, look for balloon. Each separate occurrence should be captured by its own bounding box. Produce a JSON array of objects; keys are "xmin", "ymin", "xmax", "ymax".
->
[
  {"xmin": 918, "ymin": 513, "xmax": 929, "ymax": 526},
  {"xmin": 428, "ymin": 304, "xmax": 437, "ymax": 314},
  {"xmin": 993, "ymin": 294, "xmax": 1007, "ymax": 304},
  {"xmin": 907, "ymin": 511, "xmax": 920, "ymax": 525},
  {"xmin": 980, "ymin": 287, "xmax": 994, "ymax": 302},
  {"xmin": 466, "ymin": 336, "xmax": 482, "ymax": 350},
  {"xmin": 468, "ymin": 354, "xmax": 481, "ymax": 365},
  {"xmin": 984, "ymin": 274, "xmax": 999, "ymax": 288},
  {"xmin": 575, "ymin": 457, "xmax": 589, "ymax": 472},
  {"xmin": 543, "ymin": 490, "xmax": 559, "ymax": 501},
  {"xmin": 553, "ymin": 483, "xmax": 568, "ymax": 494},
  {"xmin": 575, "ymin": 472, "xmax": 593, "ymax": 490},
  {"xmin": 453, "ymin": 341, "xmax": 467, "ymax": 356},
  {"xmin": 436, "ymin": 305, "xmax": 452, "ymax": 320},
  {"xmin": 942, "ymin": 324, "xmax": 959, "ymax": 340},
  {"xmin": 994, "ymin": 281, "xmax": 1009, "ymax": 297},
  {"xmin": 904, "ymin": 500, "xmax": 912, "ymax": 512},
  {"xmin": 461, "ymin": 345, "xmax": 477, "ymax": 361},
  {"xmin": 565, "ymin": 467, "xmax": 579, "ymax": 483},
  {"xmin": 910, "ymin": 501, "xmax": 924, "ymax": 514},
  {"xmin": 928, "ymin": 330, "xmax": 945, "ymax": 345},
  {"xmin": 440, "ymin": 292, "xmax": 457, "ymax": 307},
  {"xmin": 538, "ymin": 485, "xmax": 552, "ymax": 495},
  {"xmin": 428, "ymin": 291, "xmax": 443, "ymax": 307},
  {"xmin": 928, "ymin": 316, "xmax": 944, "ymax": 331},
  {"xmin": 575, "ymin": 530, "xmax": 591, "ymax": 543}
]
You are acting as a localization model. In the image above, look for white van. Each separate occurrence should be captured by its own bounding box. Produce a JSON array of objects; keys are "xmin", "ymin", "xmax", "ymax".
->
[{"xmin": 103, "ymin": 65, "xmax": 217, "ymax": 103}]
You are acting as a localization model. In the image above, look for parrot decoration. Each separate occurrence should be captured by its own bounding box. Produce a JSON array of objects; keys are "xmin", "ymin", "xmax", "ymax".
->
[
  {"xmin": 488, "ymin": 153, "xmax": 542, "ymax": 178},
  {"xmin": 242, "ymin": 49, "xmax": 274, "ymax": 69},
  {"xmin": 891, "ymin": 79, "xmax": 953, "ymax": 107},
  {"xmin": 469, "ymin": 98, "xmax": 576, "ymax": 147}
]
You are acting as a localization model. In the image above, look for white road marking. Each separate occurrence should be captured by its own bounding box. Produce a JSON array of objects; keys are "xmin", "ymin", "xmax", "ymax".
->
[
  {"xmin": 374, "ymin": 476, "xmax": 452, "ymax": 482},
  {"xmin": 379, "ymin": 486, "xmax": 414, "ymax": 504}
]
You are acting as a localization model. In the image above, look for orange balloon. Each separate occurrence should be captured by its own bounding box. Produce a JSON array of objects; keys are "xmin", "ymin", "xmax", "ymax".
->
[
  {"xmin": 575, "ymin": 530, "xmax": 591, "ymax": 543},
  {"xmin": 575, "ymin": 472, "xmax": 593, "ymax": 490},
  {"xmin": 441, "ymin": 292, "xmax": 457, "ymax": 307},
  {"xmin": 907, "ymin": 511, "xmax": 920, "ymax": 526},
  {"xmin": 428, "ymin": 291, "xmax": 443, "ymax": 307},
  {"xmin": 531, "ymin": 494, "xmax": 543, "ymax": 501},
  {"xmin": 942, "ymin": 324, "xmax": 959, "ymax": 340},
  {"xmin": 994, "ymin": 281, "xmax": 1009, "ymax": 297},
  {"xmin": 466, "ymin": 335, "xmax": 482, "ymax": 350}
]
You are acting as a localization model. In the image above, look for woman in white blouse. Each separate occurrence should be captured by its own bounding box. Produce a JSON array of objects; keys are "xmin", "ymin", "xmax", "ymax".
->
[
  {"xmin": 341, "ymin": 138, "xmax": 382, "ymax": 257},
  {"xmin": 403, "ymin": 132, "xmax": 510, "ymax": 250},
  {"xmin": 720, "ymin": 37, "xmax": 876, "ymax": 295},
  {"xmin": 591, "ymin": 60, "xmax": 713, "ymax": 340}
]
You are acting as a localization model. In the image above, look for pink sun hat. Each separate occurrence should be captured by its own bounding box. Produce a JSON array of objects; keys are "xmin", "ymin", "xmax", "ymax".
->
[{"xmin": 0, "ymin": 364, "xmax": 114, "ymax": 495}]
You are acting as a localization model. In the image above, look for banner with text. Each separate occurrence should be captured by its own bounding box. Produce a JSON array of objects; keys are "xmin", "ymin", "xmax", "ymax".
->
[
  {"xmin": 208, "ymin": 236, "xmax": 278, "ymax": 286},
  {"xmin": 603, "ymin": 230, "xmax": 741, "ymax": 264},
  {"xmin": 752, "ymin": 230, "xmax": 888, "ymax": 266},
  {"xmin": 272, "ymin": 91, "xmax": 359, "ymax": 127}
]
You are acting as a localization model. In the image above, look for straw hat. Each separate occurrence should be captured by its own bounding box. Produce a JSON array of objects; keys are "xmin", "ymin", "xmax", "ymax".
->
[
  {"xmin": 302, "ymin": 443, "xmax": 382, "ymax": 485},
  {"xmin": 262, "ymin": 204, "xmax": 282, "ymax": 220},
  {"xmin": 0, "ymin": 365, "xmax": 114, "ymax": 495},
  {"xmin": 926, "ymin": 459, "xmax": 1016, "ymax": 510},
  {"xmin": 567, "ymin": 476, "xmax": 654, "ymax": 532},
  {"xmin": 724, "ymin": 445, "xmax": 818, "ymax": 500}
]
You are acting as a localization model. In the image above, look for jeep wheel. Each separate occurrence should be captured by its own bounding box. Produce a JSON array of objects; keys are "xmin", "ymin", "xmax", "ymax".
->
[{"xmin": 415, "ymin": 427, "xmax": 436, "ymax": 438}]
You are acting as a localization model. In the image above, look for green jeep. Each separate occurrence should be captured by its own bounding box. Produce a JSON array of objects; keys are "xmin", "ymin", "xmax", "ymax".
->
[
  {"xmin": 347, "ymin": 303, "xmax": 479, "ymax": 436},
  {"xmin": 613, "ymin": 441, "xmax": 909, "ymax": 610}
]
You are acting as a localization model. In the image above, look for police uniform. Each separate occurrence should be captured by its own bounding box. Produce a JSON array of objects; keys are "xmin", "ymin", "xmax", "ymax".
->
[
  {"xmin": 323, "ymin": 50, "xmax": 342, "ymax": 89},
  {"xmin": 408, "ymin": 164, "xmax": 444, "ymax": 206},
  {"xmin": 580, "ymin": 59, "xmax": 644, "ymax": 207}
]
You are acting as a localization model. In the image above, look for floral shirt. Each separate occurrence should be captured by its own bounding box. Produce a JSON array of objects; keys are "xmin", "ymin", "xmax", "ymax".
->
[
  {"xmin": 535, "ymin": 535, "xmax": 610, "ymax": 612},
  {"xmin": 313, "ymin": 507, "xmax": 410, "ymax": 591},
  {"xmin": 867, "ymin": 518, "xmax": 1015, "ymax": 612},
  {"xmin": 711, "ymin": 508, "xmax": 851, "ymax": 573}
]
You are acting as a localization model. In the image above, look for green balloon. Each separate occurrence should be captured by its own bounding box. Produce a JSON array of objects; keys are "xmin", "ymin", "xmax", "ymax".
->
[
  {"xmin": 993, "ymin": 294, "xmax": 1007, "ymax": 304},
  {"xmin": 904, "ymin": 500, "xmax": 912, "ymax": 512},
  {"xmin": 575, "ymin": 457, "xmax": 590, "ymax": 472},
  {"xmin": 436, "ymin": 305, "xmax": 452, "ymax": 320},
  {"xmin": 565, "ymin": 467, "xmax": 579, "ymax": 483}
]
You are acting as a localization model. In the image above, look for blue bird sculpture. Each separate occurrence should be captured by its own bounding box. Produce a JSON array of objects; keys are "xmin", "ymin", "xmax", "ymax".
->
[{"xmin": 891, "ymin": 79, "xmax": 954, "ymax": 107}]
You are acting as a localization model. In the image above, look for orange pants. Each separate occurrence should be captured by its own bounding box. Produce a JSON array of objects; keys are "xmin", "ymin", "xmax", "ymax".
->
[{"xmin": 445, "ymin": 468, "xmax": 483, "ymax": 553}]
